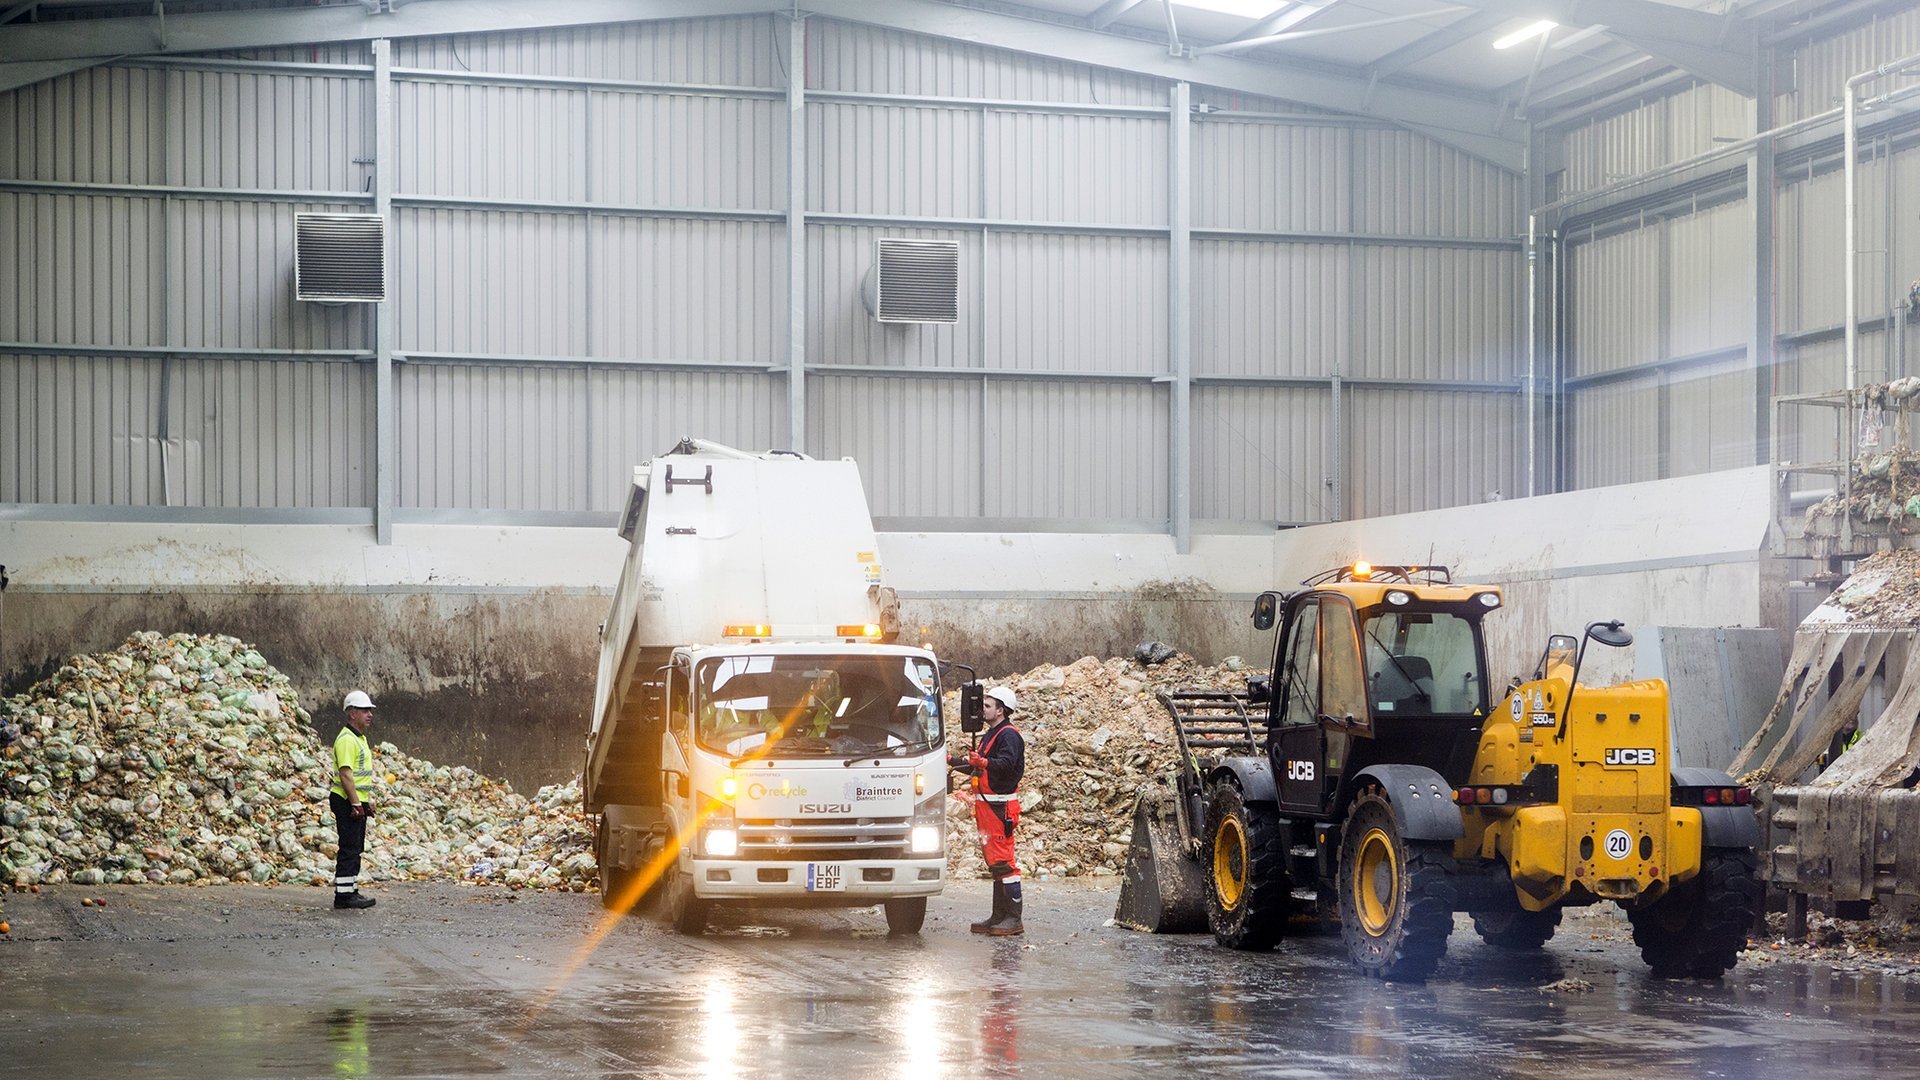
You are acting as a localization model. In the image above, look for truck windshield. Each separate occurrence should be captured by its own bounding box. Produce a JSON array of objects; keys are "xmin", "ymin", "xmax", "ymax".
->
[
  {"xmin": 694, "ymin": 654, "xmax": 943, "ymax": 759},
  {"xmin": 1361, "ymin": 610, "xmax": 1484, "ymax": 717}
]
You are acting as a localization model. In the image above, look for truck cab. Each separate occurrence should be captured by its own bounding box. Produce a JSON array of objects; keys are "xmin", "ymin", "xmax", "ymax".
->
[{"xmin": 658, "ymin": 641, "xmax": 947, "ymax": 922}]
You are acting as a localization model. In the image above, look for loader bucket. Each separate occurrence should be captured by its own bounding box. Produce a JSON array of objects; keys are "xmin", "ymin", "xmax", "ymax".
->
[{"xmin": 1113, "ymin": 787, "xmax": 1209, "ymax": 933}]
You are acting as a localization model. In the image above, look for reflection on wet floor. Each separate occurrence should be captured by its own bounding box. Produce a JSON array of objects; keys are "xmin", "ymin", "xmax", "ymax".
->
[{"xmin": 8, "ymin": 885, "xmax": 1920, "ymax": 1078}]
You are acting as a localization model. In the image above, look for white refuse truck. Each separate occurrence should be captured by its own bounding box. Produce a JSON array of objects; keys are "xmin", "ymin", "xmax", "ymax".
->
[{"xmin": 585, "ymin": 439, "xmax": 959, "ymax": 935}]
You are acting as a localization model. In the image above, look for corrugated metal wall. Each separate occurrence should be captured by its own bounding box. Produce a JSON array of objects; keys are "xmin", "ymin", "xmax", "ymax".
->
[
  {"xmin": 1554, "ymin": 8, "xmax": 1920, "ymax": 494},
  {"xmin": 1775, "ymin": 6, "xmax": 1920, "ymax": 126},
  {"xmin": 1557, "ymin": 83, "xmax": 1751, "ymax": 198},
  {"xmin": 2, "ymin": 12, "xmax": 1527, "ymax": 530},
  {"xmin": 1561, "ymin": 201, "xmax": 1755, "ymax": 490}
]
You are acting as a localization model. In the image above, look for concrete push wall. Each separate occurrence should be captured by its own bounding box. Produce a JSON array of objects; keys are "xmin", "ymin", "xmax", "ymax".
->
[{"xmin": 1, "ymin": 467, "xmax": 1781, "ymax": 789}]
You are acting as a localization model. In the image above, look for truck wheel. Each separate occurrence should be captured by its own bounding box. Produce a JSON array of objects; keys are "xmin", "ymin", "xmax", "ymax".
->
[
  {"xmin": 667, "ymin": 871, "xmax": 709, "ymax": 936},
  {"xmin": 596, "ymin": 818, "xmax": 640, "ymax": 913},
  {"xmin": 1203, "ymin": 782, "xmax": 1289, "ymax": 951},
  {"xmin": 1338, "ymin": 786, "xmax": 1456, "ymax": 981},
  {"xmin": 1471, "ymin": 907, "xmax": 1561, "ymax": 950},
  {"xmin": 1628, "ymin": 849, "xmax": 1757, "ymax": 978},
  {"xmin": 883, "ymin": 896, "xmax": 927, "ymax": 935}
]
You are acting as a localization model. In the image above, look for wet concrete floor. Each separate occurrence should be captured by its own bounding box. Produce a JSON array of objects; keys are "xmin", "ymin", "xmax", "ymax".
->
[{"xmin": 2, "ymin": 878, "xmax": 1917, "ymax": 1078}]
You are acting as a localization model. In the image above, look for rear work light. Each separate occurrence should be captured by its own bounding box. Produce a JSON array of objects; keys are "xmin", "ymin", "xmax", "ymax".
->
[{"xmin": 1676, "ymin": 784, "xmax": 1752, "ymax": 807}]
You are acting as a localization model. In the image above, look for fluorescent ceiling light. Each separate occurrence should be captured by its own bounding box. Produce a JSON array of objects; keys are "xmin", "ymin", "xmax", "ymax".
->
[
  {"xmin": 1492, "ymin": 19, "xmax": 1557, "ymax": 49},
  {"xmin": 1175, "ymin": 0, "xmax": 1288, "ymax": 18}
]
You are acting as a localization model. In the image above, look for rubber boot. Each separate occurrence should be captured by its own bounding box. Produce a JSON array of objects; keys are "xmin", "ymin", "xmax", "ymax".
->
[
  {"xmin": 985, "ymin": 894, "xmax": 1023, "ymax": 936},
  {"xmin": 334, "ymin": 892, "xmax": 375, "ymax": 910},
  {"xmin": 971, "ymin": 880, "xmax": 1004, "ymax": 934}
]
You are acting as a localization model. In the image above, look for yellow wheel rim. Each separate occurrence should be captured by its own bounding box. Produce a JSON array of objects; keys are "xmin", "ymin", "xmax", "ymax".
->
[
  {"xmin": 1213, "ymin": 814, "xmax": 1249, "ymax": 910},
  {"xmin": 1353, "ymin": 826, "xmax": 1399, "ymax": 936}
]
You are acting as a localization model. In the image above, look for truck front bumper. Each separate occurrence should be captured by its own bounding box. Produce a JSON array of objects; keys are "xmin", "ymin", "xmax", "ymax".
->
[{"xmin": 689, "ymin": 856, "xmax": 946, "ymax": 902}]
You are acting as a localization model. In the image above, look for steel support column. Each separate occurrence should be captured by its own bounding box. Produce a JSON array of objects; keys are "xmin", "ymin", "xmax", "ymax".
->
[
  {"xmin": 785, "ymin": 14, "xmax": 806, "ymax": 453},
  {"xmin": 373, "ymin": 38, "xmax": 395, "ymax": 545},
  {"xmin": 1525, "ymin": 122, "xmax": 1560, "ymax": 496},
  {"xmin": 1169, "ymin": 81, "xmax": 1192, "ymax": 553},
  {"xmin": 1750, "ymin": 45, "xmax": 1777, "ymax": 466}
]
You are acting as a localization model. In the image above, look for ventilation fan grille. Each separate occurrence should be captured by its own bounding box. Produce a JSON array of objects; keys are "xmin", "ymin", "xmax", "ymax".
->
[
  {"xmin": 296, "ymin": 212, "xmax": 386, "ymax": 303},
  {"xmin": 869, "ymin": 238, "xmax": 958, "ymax": 323}
]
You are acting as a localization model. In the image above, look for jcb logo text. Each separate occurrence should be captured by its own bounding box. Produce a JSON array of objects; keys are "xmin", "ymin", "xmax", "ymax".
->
[
  {"xmin": 1603, "ymin": 748, "xmax": 1656, "ymax": 766},
  {"xmin": 1286, "ymin": 760, "xmax": 1315, "ymax": 781}
]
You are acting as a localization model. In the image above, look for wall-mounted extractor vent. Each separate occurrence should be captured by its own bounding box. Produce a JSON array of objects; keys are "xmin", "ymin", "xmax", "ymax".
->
[
  {"xmin": 295, "ymin": 212, "xmax": 386, "ymax": 303},
  {"xmin": 861, "ymin": 238, "xmax": 959, "ymax": 324}
]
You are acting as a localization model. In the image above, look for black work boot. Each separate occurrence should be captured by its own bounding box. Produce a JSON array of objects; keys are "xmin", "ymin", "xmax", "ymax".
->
[
  {"xmin": 985, "ymin": 895, "xmax": 1023, "ymax": 936},
  {"xmin": 971, "ymin": 880, "xmax": 1004, "ymax": 934},
  {"xmin": 334, "ymin": 892, "xmax": 376, "ymax": 910}
]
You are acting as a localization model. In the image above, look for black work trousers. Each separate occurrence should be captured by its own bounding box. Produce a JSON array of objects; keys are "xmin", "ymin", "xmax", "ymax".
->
[{"xmin": 329, "ymin": 792, "xmax": 367, "ymax": 893}]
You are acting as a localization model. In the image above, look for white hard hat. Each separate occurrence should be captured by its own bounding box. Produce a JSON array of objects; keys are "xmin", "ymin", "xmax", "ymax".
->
[
  {"xmin": 343, "ymin": 690, "xmax": 376, "ymax": 711},
  {"xmin": 985, "ymin": 686, "xmax": 1018, "ymax": 712}
]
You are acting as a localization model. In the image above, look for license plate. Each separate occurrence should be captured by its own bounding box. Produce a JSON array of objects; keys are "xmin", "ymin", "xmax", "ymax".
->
[{"xmin": 807, "ymin": 863, "xmax": 845, "ymax": 892}]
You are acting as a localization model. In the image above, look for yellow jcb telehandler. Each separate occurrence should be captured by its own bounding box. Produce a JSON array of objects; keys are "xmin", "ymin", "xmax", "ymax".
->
[{"xmin": 1115, "ymin": 563, "xmax": 1761, "ymax": 980}]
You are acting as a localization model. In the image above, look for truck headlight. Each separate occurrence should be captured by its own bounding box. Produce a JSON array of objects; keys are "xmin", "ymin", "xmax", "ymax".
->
[
  {"xmin": 704, "ymin": 828, "xmax": 739, "ymax": 857},
  {"xmin": 910, "ymin": 825, "xmax": 943, "ymax": 854}
]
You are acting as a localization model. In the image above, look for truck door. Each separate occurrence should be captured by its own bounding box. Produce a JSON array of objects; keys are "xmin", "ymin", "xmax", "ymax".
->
[
  {"xmin": 663, "ymin": 657, "xmax": 694, "ymax": 819},
  {"xmin": 1276, "ymin": 600, "xmax": 1326, "ymax": 813}
]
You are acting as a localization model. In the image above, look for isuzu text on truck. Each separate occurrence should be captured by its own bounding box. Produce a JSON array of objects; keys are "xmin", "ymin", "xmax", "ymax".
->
[{"xmin": 585, "ymin": 440, "xmax": 951, "ymax": 934}]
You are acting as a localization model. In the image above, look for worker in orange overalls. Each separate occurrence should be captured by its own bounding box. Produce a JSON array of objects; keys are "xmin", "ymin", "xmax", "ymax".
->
[{"xmin": 950, "ymin": 685, "xmax": 1026, "ymax": 936}]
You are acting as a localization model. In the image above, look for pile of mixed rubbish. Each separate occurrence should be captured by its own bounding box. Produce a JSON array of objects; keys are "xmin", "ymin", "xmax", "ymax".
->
[
  {"xmin": 0, "ymin": 632, "xmax": 596, "ymax": 891},
  {"xmin": 2, "ymin": 632, "xmax": 1257, "ymax": 893}
]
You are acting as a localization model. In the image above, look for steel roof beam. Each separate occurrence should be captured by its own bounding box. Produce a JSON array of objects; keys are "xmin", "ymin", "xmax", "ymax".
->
[
  {"xmin": 1447, "ymin": 0, "xmax": 1757, "ymax": 94},
  {"xmin": 805, "ymin": 0, "xmax": 1523, "ymax": 169},
  {"xmin": 0, "ymin": 0, "xmax": 778, "ymax": 61},
  {"xmin": 1217, "ymin": 0, "xmax": 1348, "ymax": 45},
  {"xmin": 1367, "ymin": 9, "xmax": 1506, "ymax": 81},
  {"xmin": 1084, "ymin": 0, "xmax": 1149, "ymax": 31},
  {"xmin": 0, "ymin": 0, "xmax": 1525, "ymax": 167}
]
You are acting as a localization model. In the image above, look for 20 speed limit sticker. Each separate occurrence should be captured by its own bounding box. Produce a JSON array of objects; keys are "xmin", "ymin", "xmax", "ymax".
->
[{"xmin": 1604, "ymin": 829, "xmax": 1633, "ymax": 860}]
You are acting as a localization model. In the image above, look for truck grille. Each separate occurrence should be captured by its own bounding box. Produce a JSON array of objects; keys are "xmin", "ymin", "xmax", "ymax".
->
[{"xmin": 736, "ymin": 818, "xmax": 912, "ymax": 861}]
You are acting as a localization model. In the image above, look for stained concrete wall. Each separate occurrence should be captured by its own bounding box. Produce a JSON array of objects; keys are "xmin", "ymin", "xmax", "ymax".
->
[
  {"xmin": 0, "ymin": 466, "xmax": 1782, "ymax": 790},
  {"xmin": 1634, "ymin": 626, "xmax": 1790, "ymax": 770}
]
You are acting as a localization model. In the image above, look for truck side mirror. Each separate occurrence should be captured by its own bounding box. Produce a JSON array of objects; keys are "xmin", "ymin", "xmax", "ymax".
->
[
  {"xmin": 961, "ymin": 683, "xmax": 984, "ymax": 734},
  {"xmin": 1251, "ymin": 591, "xmax": 1280, "ymax": 631}
]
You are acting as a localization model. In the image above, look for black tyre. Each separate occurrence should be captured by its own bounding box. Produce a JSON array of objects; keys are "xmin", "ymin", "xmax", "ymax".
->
[
  {"xmin": 884, "ymin": 896, "xmax": 927, "ymax": 935},
  {"xmin": 1203, "ymin": 783, "xmax": 1290, "ymax": 951},
  {"xmin": 595, "ymin": 817, "xmax": 641, "ymax": 913},
  {"xmin": 1337, "ymin": 786, "xmax": 1456, "ymax": 981},
  {"xmin": 1628, "ymin": 849, "xmax": 1757, "ymax": 978},
  {"xmin": 1471, "ymin": 907, "xmax": 1562, "ymax": 951},
  {"xmin": 667, "ymin": 870, "xmax": 710, "ymax": 936}
]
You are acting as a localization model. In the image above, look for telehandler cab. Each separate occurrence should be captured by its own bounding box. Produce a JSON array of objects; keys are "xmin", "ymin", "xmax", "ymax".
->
[{"xmin": 1115, "ymin": 563, "xmax": 1760, "ymax": 980}]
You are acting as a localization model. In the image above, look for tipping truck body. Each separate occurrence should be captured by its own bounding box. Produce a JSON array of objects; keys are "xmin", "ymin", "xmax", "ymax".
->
[
  {"xmin": 586, "ymin": 440, "xmax": 948, "ymax": 935},
  {"xmin": 1117, "ymin": 563, "xmax": 1761, "ymax": 980}
]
